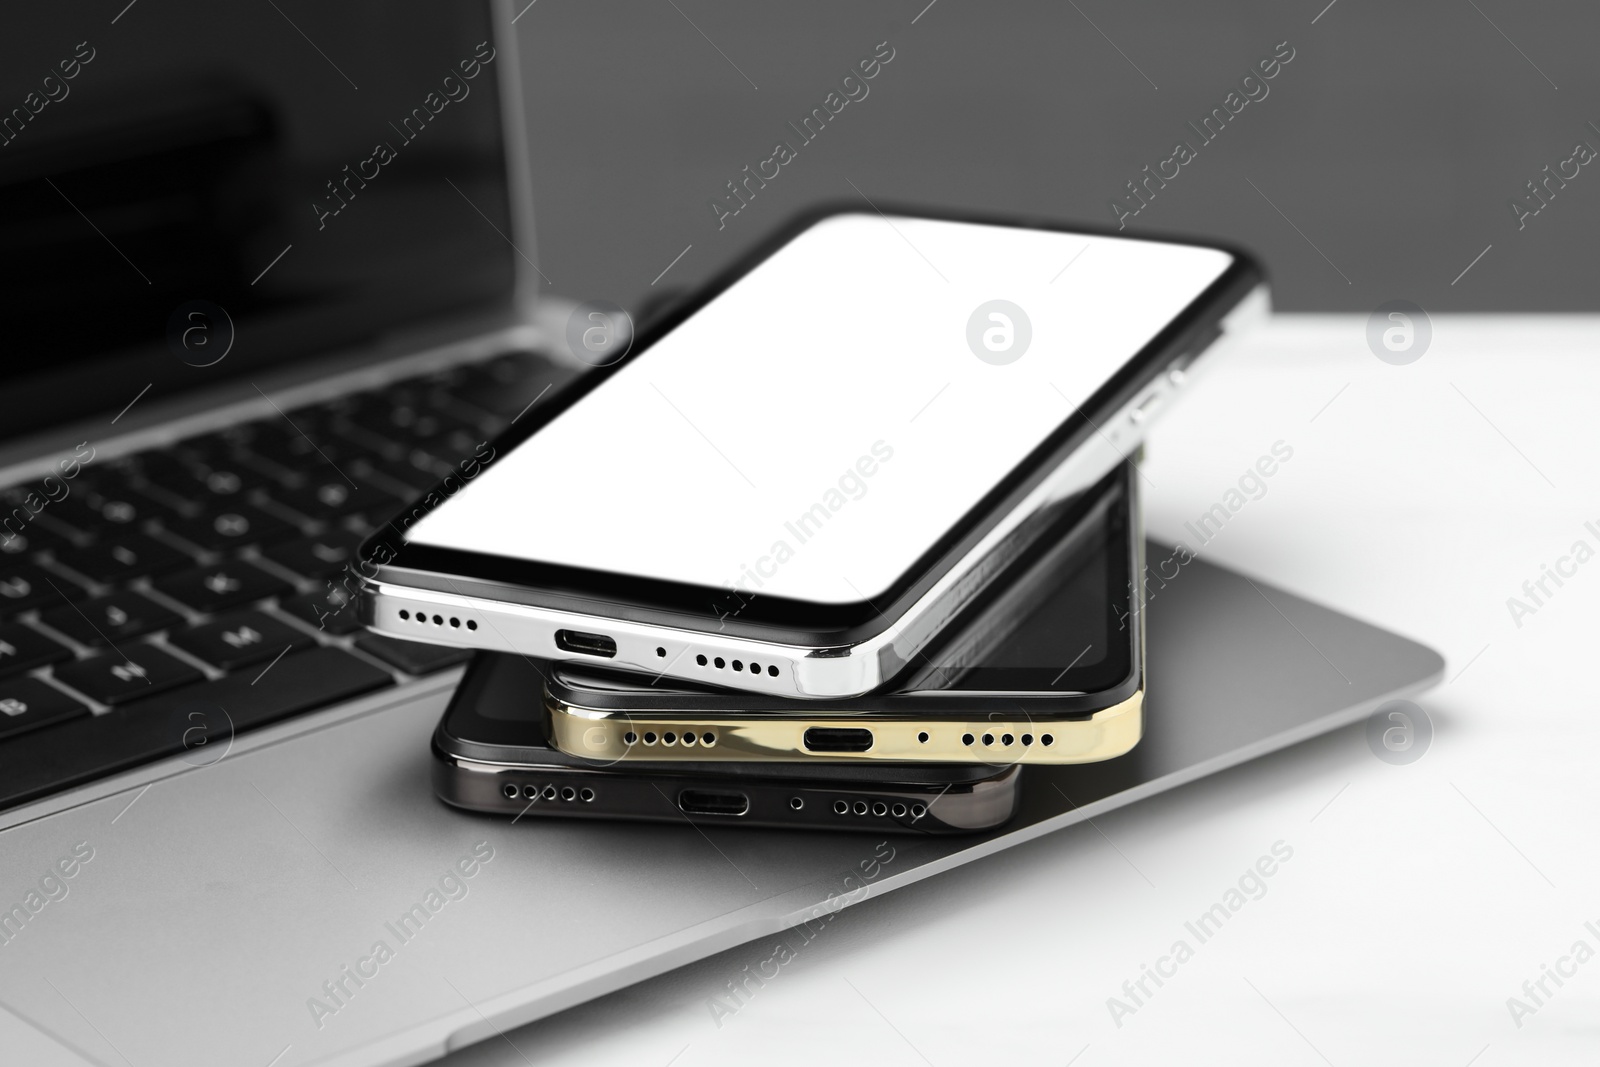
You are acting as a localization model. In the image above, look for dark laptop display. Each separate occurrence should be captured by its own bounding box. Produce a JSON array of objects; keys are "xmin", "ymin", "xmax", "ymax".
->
[
  {"xmin": 0, "ymin": 1, "xmax": 570, "ymax": 810},
  {"xmin": 1, "ymin": 1, "xmax": 515, "ymax": 437}
]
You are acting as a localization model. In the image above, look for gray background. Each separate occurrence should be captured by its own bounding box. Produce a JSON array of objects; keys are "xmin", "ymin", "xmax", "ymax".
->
[{"xmin": 512, "ymin": 0, "xmax": 1599, "ymax": 314}]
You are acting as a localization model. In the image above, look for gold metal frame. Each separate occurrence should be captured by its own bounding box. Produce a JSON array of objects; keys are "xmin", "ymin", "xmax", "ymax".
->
[{"xmin": 545, "ymin": 689, "xmax": 1142, "ymax": 766}]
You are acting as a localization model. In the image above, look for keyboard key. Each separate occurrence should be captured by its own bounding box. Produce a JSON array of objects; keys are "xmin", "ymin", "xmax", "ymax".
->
[
  {"xmin": 151, "ymin": 562, "xmax": 288, "ymax": 613},
  {"xmin": 156, "ymin": 448, "xmax": 268, "ymax": 497},
  {"xmin": 424, "ymin": 427, "xmax": 492, "ymax": 467},
  {"xmin": 76, "ymin": 458, "xmax": 140, "ymax": 490},
  {"xmin": 261, "ymin": 531, "xmax": 366, "ymax": 578},
  {"xmin": 0, "ymin": 678, "xmax": 89, "ymax": 739},
  {"xmin": 174, "ymin": 438, "xmax": 278, "ymax": 492},
  {"xmin": 158, "ymin": 504, "xmax": 295, "ymax": 551},
  {"xmin": 1, "ymin": 524, "xmax": 68, "ymax": 558},
  {"xmin": 52, "ymin": 532, "xmax": 194, "ymax": 584},
  {"xmin": 130, "ymin": 450, "xmax": 202, "ymax": 486},
  {"xmin": 124, "ymin": 460, "xmax": 202, "ymax": 506},
  {"xmin": 280, "ymin": 585, "xmax": 365, "ymax": 634},
  {"xmin": 120, "ymin": 481, "xmax": 204, "ymax": 520},
  {"xmin": 0, "ymin": 487, "xmax": 73, "ymax": 535},
  {"xmin": 337, "ymin": 511, "xmax": 378, "ymax": 536},
  {"xmin": 344, "ymin": 383, "xmax": 428, "ymax": 415},
  {"xmin": 0, "ymin": 647, "xmax": 392, "ymax": 810},
  {"xmin": 350, "ymin": 403, "xmax": 478, "ymax": 448},
  {"xmin": 168, "ymin": 610, "xmax": 312, "ymax": 670},
  {"xmin": 46, "ymin": 481, "xmax": 176, "ymax": 532},
  {"xmin": 244, "ymin": 424, "xmax": 350, "ymax": 472},
  {"xmin": 399, "ymin": 446, "xmax": 460, "ymax": 481},
  {"xmin": 329, "ymin": 421, "xmax": 409, "ymax": 464},
  {"xmin": 134, "ymin": 459, "xmax": 256, "ymax": 516},
  {"xmin": 350, "ymin": 454, "xmax": 437, "ymax": 493},
  {"xmin": 38, "ymin": 591, "xmax": 181, "ymax": 647},
  {"xmin": 192, "ymin": 467, "xmax": 257, "ymax": 498},
  {"xmin": 451, "ymin": 352, "xmax": 563, "ymax": 418},
  {"xmin": 267, "ymin": 479, "xmax": 401, "ymax": 522},
  {"xmin": 0, "ymin": 562, "xmax": 84, "ymax": 615},
  {"xmin": 0, "ymin": 623, "xmax": 73, "ymax": 678},
  {"xmin": 355, "ymin": 633, "xmax": 471, "ymax": 675},
  {"xmin": 54, "ymin": 645, "xmax": 204, "ymax": 705},
  {"xmin": 174, "ymin": 431, "xmax": 246, "ymax": 467}
]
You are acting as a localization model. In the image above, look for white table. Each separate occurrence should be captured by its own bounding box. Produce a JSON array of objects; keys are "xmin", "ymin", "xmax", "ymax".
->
[{"xmin": 437, "ymin": 316, "xmax": 1600, "ymax": 1067}]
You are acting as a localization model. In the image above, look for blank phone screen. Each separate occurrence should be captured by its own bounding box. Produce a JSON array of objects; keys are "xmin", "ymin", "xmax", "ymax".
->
[{"xmin": 405, "ymin": 214, "xmax": 1231, "ymax": 604}]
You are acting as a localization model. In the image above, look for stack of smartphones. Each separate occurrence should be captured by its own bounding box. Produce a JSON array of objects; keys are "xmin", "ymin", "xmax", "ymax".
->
[
  {"xmin": 433, "ymin": 465, "xmax": 1139, "ymax": 833},
  {"xmin": 362, "ymin": 207, "xmax": 1267, "ymax": 834}
]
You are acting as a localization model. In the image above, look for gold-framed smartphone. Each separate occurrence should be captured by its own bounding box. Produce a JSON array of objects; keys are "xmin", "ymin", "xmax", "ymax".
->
[{"xmin": 545, "ymin": 464, "xmax": 1145, "ymax": 767}]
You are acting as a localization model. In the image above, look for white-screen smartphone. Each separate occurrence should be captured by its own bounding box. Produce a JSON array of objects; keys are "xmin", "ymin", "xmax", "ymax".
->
[{"xmin": 363, "ymin": 206, "xmax": 1266, "ymax": 697}]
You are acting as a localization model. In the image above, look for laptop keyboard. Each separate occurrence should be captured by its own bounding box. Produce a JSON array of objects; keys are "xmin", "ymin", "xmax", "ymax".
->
[{"xmin": 0, "ymin": 350, "xmax": 568, "ymax": 811}]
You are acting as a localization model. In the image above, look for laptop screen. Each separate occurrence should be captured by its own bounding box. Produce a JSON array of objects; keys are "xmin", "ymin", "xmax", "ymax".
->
[{"xmin": 0, "ymin": 1, "xmax": 515, "ymax": 440}]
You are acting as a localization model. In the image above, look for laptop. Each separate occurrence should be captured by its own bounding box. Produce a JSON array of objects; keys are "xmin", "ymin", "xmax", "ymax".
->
[{"xmin": 0, "ymin": 3, "xmax": 1442, "ymax": 1064}]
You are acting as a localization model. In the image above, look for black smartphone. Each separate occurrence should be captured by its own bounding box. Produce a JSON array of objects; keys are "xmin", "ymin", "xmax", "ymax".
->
[
  {"xmin": 432, "ymin": 654, "xmax": 1020, "ymax": 834},
  {"xmin": 365, "ymin": 206, "xmax": 1264, "ymax": 697}
]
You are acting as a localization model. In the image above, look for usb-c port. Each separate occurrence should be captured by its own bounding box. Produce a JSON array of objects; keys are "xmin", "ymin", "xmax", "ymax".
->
[
  {"xmin": 678, "ymin": 790, "xmax": 750, "ymax": 816},
  {"xmin": 555, "ymin": 630, "xmax": 617, "ymax": 658},
  {"xmin": 803, "ymin": 727, "xmax": 873, "ymax": 753}
]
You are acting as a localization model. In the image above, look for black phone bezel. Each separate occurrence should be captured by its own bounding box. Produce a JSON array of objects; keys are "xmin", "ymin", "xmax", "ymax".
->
[{"xmin": 365, "ymin": 202, "xmax": 1260, "ymax": 646}]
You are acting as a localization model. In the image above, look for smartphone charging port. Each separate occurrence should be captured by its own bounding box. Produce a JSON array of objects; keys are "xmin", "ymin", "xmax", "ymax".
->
[
  {"xmin": 803, "ymin": 727, "xmax": 873, "ymax": 753},
  {"xmin": 555, "ymin": 630, "xmax": 617, "ymax": 658},
  {"xmin": 678, "ymin": 790, "xmax": 750, "ymax": 816}
]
